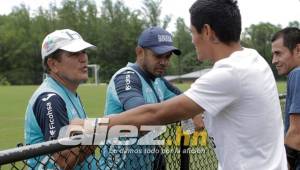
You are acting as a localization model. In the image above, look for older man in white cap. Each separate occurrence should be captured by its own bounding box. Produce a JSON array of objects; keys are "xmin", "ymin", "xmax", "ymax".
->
[{"xmin": 24, "ymin": 29, "xmax": 96, "ymax": 170}]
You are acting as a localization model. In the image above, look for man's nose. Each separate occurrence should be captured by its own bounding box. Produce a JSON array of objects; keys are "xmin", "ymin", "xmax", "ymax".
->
[
  {"xmin": 159, "ymin": 58, "xmax": 169, "ymax": 65},
  {"xmin": 78, "ymin": 52, "xmax": 88, "ymax": 63},
  {"xmin": 272, "ymin": 56, "xmax": 278, "ymax": 65}
]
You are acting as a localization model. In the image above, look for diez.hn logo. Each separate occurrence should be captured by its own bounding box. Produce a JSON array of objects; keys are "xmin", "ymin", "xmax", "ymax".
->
[{"xmin": 58, "ymin": 118, "xmax": 208, "ymax": 147}]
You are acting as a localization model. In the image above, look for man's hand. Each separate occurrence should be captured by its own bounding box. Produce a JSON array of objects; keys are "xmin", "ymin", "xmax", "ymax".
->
[
  {"xmin": 53, "ymin": 119, "xmax": 97, "ymax": 169},
  {"xmin": 192, "ymin": 114, "xmax": 205, "ymax": 131}
]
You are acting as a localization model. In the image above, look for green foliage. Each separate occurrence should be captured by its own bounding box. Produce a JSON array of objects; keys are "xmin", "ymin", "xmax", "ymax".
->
[
  {"xmin": 0, "ymin": 0, "xmax": 169, "ymax": 84},
  {"xmin": 96, "ymin": 0, "xmax": 144, "ymax": 82},
  {"xmin": 141, "ymin": 0, "xmax": 171, "ymax": 29},
  {"xmin": 288, "ymin": 20, "xmax": 300, "ymax": 28},
  {"xmin": 0, "ymin": 6, "xmax": 42, "ymax": 84},
  {"xmin": 168, "ymin": 18, "xmax": 212, "ymax": 75},
  {"xmin": 0, "ymin": 74, "xmax": 10, "ymax": 85},
  {"xmin": 277, "ymin": 81, "xmax": 287, "ymax": 94},
  {"xmin": 0, "ymin": 0, "xmax": 297, "ymax": 84}
]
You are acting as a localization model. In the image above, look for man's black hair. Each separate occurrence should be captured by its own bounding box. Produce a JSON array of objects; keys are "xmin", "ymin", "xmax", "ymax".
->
[
  {"xmin": 189, "ymin": 0, "xmax": 241, "ymax": 44},
  {"xmin": 43, "ymin": 50, "xmax": 63, "ymax": 73},
  {"xmin": 271, "ymin": 27, "xmax": 300, "ymax": 53}
]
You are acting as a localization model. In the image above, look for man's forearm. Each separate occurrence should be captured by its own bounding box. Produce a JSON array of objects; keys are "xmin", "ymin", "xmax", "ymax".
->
[
  {"xmin": 285, "ymin": 128, "xmax": 300, "ymax": 169},
  {"xmin": 285, "ymin": 129, "xmax": 300, "ymax": 150}
]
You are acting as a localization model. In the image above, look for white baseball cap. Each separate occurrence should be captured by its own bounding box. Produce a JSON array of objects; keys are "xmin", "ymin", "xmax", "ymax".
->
[{"xmin": 41, "ymin": 29, "xmax": 95, "ymax": 60}]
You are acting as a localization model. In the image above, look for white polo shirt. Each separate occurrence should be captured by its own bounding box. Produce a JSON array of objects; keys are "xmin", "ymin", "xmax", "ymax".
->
[{"xmin": 184, "ymin": 48, "xmax": 287, "ymax": 170}]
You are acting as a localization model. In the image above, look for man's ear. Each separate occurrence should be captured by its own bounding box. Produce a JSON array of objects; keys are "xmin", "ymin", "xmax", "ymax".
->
[
  {"xmin": 202, "ymin": 24, "xmax": 210, "ymax": 40},
  {"xmin": 47, "ymin": 58, "xmax": 58, "ymax": 73},
  {"xmin": 202, "ymin": 24, "xmax": 219, "ymax": 43},
  {"xmin": 296, "ymin": 44, "xmax": 300, "ymax": 58},
  {"xmin": 135, "ymin": 46, "xmax": 144, "ymax": 59}
]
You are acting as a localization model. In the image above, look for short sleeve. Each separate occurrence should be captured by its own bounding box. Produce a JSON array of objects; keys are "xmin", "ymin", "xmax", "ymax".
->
[
  {"xmin": 184, "ymin": 66, "xmax": 240, "ymax": 116},
  {"xmin": 114, "ymin": 70, "xmax": 146, "ymax": 110},
  {"xmin": 287, "ymin": 69, "xmax": 300, "ymax": 114},
  {"xmin": 33, "ymin": 92, "xmax": 69, "ymax": 141}
]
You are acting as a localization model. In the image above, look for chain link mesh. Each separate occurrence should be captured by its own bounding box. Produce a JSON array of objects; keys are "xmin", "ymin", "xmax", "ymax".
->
[
  {"xmin": 0, "ymin": 122, "xmax": 218, "ymax": 170},
  {"xmin": 0, "ymin": 94, "xmax": 287, "ymax": 169}
]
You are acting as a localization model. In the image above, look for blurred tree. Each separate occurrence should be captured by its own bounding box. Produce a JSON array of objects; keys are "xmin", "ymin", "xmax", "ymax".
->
[
  {"xmin": 141, "ymin": 0, "xmax": 171, "ymax": 29},
  {"xmin": 1, "ymin": 0, "xmax": 297, "ymax": 84},
  {"xmin": 169, "ymin": 17, "xmax": 211, "ymax": 77},
  {"xmin": 0, "ymin": 5, "xmax": 41, "ymax": 84},
  {"xmin": 288, "ymin": 20, "xmax": 300, "ymax": 28},
  {"xmin": 95, "ymin": 0, "xmax": 144, "ymax": 82}
]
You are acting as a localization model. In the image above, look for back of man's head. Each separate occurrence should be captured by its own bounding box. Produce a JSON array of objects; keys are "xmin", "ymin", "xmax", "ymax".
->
[
  {"xmin": 271, "ymin": 27, "xmax": 300, "ymax": 52},
  {"xmin": 189, "ymin": 0, "xmax": 241, "ymax": 44}
]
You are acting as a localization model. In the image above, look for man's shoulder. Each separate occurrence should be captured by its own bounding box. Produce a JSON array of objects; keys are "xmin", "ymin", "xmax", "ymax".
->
[
  {"xmin": 113, "ymin": 70, "xmax": 142, "ymax": 91},
  {"xmin": 287, "ymin": 67, "xmax": 300, "ymax": 84},
  {"xmin": 113, "ymin": 66, "xmax": 135, "ymax": 76},
  {"xmin": 114, "ymin": 69, "xmax": 140, "ymax": 82},
  {"xmin": 36, "ymin": 92, "xmax": 62, "ymax": 102},
  {"xmin": 33, "ymin": 92, "xmax": 65, "ymax": 111},
  {"xmin": 289, "ymin": 67, "xmax": 300, "ymax": 76},
  {"xmin": 118, "ymin": 69, "xmax": 136, "ymax": 76}
]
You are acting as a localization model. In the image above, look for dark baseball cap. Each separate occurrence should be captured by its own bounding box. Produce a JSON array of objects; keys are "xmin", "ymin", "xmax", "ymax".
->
[{"xmin": 138, "ymin": 27, "xmax": 181, "ymax": 56}]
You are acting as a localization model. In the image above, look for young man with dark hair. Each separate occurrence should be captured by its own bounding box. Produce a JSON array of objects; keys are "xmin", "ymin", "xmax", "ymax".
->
[
  {"xmin": 272, "ymin": 27, "xmax": 300, "ymax": 170},
  {"xmin": 73, "ymin": 0, "xmax": 287, "ymax": 169}
]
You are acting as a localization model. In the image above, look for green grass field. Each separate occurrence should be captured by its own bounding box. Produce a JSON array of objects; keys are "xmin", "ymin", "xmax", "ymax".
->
[{"xmin": 0, "ymin": 82, "xmax": 285, "ymax": 150}]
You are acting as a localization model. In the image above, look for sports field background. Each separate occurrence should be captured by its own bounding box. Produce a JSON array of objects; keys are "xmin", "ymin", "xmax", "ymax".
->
[{"xmin": 0, "ymin": 82, "xmax": 286, "ymax": 150}]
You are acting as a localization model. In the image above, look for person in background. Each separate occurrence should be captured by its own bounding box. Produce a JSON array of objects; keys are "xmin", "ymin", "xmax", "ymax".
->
[
  {"xmin": 101, "ymin": 26, "xmax": 204, "ymax": 169},
  {"xmin": 272, "ymin": 27, "xmax": 300, "ymax": 170}
]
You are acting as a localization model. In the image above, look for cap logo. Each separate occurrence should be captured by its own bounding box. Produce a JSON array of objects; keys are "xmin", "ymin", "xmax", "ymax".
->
[
  {"xmin": 65, "ymin": 31, "xmax": 81, "ymax": 40},
  {"xmin": 157, "ymin": 35, "xmax": 172, "ymax": 43},
  {"xmin": 43, "ymin": 38, "xmax": 55, "ymax": 53}
]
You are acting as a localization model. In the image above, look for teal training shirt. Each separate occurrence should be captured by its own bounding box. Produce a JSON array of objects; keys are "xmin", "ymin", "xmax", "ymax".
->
[
  {"xmin": 104, "ymin": 63, "xmax": 179, "ymax": 114},
  {"xmin": 100, "ymin": 63, "xmax": 180, "ymax": 169},
  {"xmin": 24, "ymin": 75, "xmax": 96, "ymax": 170}
]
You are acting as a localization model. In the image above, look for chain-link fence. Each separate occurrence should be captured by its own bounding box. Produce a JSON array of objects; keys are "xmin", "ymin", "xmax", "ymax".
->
[
  {"xmin": 0, "ymin": 122, "xmax": 218, "ymax": 170},
  {"xmin": 0, "ymin": 94, "xmax": 287, "ymax": 170}
]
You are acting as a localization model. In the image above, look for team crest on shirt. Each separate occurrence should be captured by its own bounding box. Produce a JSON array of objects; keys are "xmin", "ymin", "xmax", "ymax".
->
[{"xmin": 42, "ymin": 93, "xmax": 56, "ymax": 101}]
